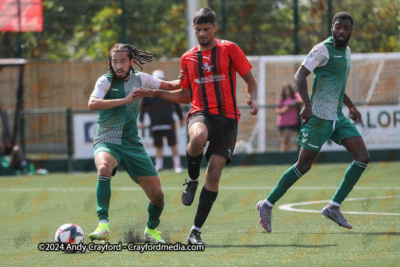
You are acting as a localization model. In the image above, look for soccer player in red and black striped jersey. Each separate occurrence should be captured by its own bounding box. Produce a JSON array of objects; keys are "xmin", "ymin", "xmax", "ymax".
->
[{"xmin": 133, "ymin": 8, "xmax": 258, "ymax": 245}]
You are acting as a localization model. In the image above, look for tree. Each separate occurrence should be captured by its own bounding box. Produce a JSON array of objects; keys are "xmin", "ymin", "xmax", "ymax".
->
[
  {"xmin": 0, "ymin": 0, "xmax": 398, "ymax": 59},
  {"xmin": 0, "ymin": 0, "xmax": 187, "ymax": 59}
]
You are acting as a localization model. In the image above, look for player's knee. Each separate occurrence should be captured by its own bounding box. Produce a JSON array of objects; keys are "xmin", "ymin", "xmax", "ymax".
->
[
  {"xmin": 296, "ymin": 161, "xmax": 312, "ymax": 175},
  {"xmin": 190, "ymin": 131, "xmax": 208, "ymax": 146},
  {"xmin": 356, "ymin": 152, "xmax": 370, "ymax": 164},
  {"xmin": 97, "ymin": 163, "xmax": 112, "ymax": 176},
  {"xmin": 212, "ymin": 158, "xmax": 226, "ymax": 168}
]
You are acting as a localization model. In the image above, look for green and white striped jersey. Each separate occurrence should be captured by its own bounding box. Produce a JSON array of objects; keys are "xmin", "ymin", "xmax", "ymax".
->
[
  {"xmin": 301, "ymin": 37, "xmax": 351, "ymax": 120},
  {"xmin": 90, "ymin": 70, "xmax": 161, "ymax": 146}
]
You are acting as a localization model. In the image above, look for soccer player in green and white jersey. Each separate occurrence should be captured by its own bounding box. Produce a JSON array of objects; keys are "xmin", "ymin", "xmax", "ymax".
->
[
  {"xmin": 257, "ymin": 12, "xmax": 370, "ymax": 231},
  {"xmin": 87, "ymin": 43, "xmax": 181, "ymax": 243}
]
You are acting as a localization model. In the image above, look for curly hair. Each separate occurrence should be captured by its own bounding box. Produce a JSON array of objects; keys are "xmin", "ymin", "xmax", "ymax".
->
[
  {"xmin": 332, "ymin": 12, "xmax": 353, "ymax": 27},
  {"xmin": 108, "ymin": 43, "xmax": 153, "ymax": 76}
]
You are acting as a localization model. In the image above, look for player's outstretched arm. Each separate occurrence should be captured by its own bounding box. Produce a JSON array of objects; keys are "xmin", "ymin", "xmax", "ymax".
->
[
  {"xmin": 159, "ymin": 80, "xmax": 181, "ymax": 90},
  {"xmin": 158, "ymin": 70, "xmax": 186, "ymax": 91},
  {"xmin": 294, "ymin": 66, "xmax": 312, "ymax": 123},
  {"xmin": 132, "ymin": 87, "xmax": 191, "ymax": 104},
  {"xmin": 88, "ymin": 91, "xmax": 137, "ymax": 111},
  {"xmin": 242, "ymin": 70, "xmax": 258, "ymax": 115},
  {"xmin": 343, "ymin": 93, "xmax": 362, "ymax": 123}
]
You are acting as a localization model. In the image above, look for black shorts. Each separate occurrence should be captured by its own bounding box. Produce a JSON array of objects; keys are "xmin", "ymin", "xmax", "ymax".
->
[
  {"xmin": 188, "ymin": 111, "xmax": 238, "ymax": 164},
  {"xmin": 152, "ymin": 129, "xmax": 177, "ymax": 147},
  {"xmin": 278, "ymin": 125, "xmax": 300, "ymax": 133}
]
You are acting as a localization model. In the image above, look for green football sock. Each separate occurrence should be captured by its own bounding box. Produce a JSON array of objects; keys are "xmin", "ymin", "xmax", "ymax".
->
[
  {"xmin": 147, "ymin": 202, "xmax": 164, "ymax": 229},
  {"xmin": 96, "ymin": 175, "xmax": 111, "ymax": 221},
  {"xmin": 332, "ymin": 160, "xmax": 367, "ymax": 204},
  {"xmin": 267, "ymin": 164, "xmax": 302, "ymax": 205}
]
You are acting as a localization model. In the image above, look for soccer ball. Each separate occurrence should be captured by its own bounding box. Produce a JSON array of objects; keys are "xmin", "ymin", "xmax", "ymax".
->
[{"xmin": 55, "ymin": 223, "xmax": 84, "ymax": 245}]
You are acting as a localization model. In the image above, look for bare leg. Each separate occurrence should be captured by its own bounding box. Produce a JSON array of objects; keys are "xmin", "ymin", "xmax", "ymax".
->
[
  {"xmin": 136, "ymin": 175, "xmax": 164, "ymax": 207},
  {"xmin": 137, "ymin": 175, "xmax": 164, "ymax": 230}
]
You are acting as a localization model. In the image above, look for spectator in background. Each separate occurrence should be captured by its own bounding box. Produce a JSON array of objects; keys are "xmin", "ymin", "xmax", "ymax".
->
[
  {"xmin": 0, "ymin": 109, "xmax": 29, "ymax": 175},
  {"xmin": 275, "ymin": 83, "xmax": 302, "ymax": 152},
  {"xmin": 0, "ymin": 141, "xmax": 29, "ymax": 174},
  {"xmin": 139, "ymin": 70, "xmax": 184, "ymax": 173}
]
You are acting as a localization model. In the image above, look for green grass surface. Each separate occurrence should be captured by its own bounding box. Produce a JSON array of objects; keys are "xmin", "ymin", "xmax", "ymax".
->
[{"xmin": 1, "ymin": 162, "xmax": 399, "ymax": 266}]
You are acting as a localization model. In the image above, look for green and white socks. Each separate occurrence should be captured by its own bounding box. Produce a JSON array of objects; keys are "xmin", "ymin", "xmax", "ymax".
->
[
  {"xmin": 265, "ymin": 160, "xmax": 367, "ymax": 207},
  {"xmin": 266, "ymin": 164, "xmax": 302, "ymax": 206},
  {"xmin": 96, "ymin": 175, "xmax": 111, "ymax": 221},
  {"xmin": 332, "ymin": 160, "xmax": 367, "ymax": 204}
]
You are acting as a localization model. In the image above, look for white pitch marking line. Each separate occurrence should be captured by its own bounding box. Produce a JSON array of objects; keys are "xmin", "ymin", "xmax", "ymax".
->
[
  {"xmin": 1, "ymin": 186, "xmax": 400, "ymax": 192},
  {"xmin": 279, "ymin": 195, "xmax": 400, "ymax": 216}
]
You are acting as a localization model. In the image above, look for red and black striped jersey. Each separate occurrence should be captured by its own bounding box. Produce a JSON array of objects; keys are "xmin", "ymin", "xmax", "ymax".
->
[{"xmin": 180, "ymin": 39, "xmax": 252, "ymax": 122}]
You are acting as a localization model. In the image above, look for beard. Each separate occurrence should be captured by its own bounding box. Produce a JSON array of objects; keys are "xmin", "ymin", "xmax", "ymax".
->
[
  {"xmin": 114, "ymin": 69, "xmax": 130, "ymax": 80},
  {"xmin": 332, "ymin": 33, "xmax": 350, "ymax": 48},
  {"xmin": 198, "ymin": 38, "xmax": 211, "ymax": 46}
]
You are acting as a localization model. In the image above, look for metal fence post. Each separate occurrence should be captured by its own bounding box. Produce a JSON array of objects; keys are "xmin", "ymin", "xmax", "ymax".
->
[
  {"xmin": 119, "ymin": 0, "xmax": 127, "ymax": 43},
  {"xmin": 19, "ymin": 65, "xmax": 26, "ymax": 153},
  {"xmin": 327, "ymin": 0, "xmax": 333, "ymax": 36},
  {"xmin": 293, "ymin": 0, "xmax": 300, "ymax": 55},
  {"xmin": 67, "ymin": 108, "xmax": 73, "ymax": 172}
]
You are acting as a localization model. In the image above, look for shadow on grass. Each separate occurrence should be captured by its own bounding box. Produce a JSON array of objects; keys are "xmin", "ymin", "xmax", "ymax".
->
[
  {"xmin": 340, "ymin": 232, "xmax": 399, "ymax": 236},
  {"xmin": 297, "ymin": 232, "xmax": 399, "ymax": 236},
  {"xmin": 207, "ymin": 244, "xmax": 337, "ymax": 248}
]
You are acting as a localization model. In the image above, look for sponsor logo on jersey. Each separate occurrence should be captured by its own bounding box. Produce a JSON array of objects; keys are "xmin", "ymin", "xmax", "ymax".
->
[
  {"xmin": 111, "ymin": 88, "xmax": 118, "ymax": 91},
  {"xmin": 334, "ymin": 55, "xmax": 343, "ymax": 58},
  {"xmin": 194, "ymin": 74, "xmax": 226, "ymax": 84},
  {"xmin": 202, "ymin": 62, "xmax": 213, "ymax": 72}
]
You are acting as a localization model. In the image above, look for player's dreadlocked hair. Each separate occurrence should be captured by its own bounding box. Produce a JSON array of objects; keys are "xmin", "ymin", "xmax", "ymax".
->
[{"xmin": 108, "ymin": 43, "xmax": 153, "ymax": 76}]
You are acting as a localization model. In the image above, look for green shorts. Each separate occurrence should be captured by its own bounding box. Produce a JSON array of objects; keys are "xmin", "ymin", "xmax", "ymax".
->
[
  {"xmin": 94, "ymin": 142, "xmax": 157, "ymax": 182},
  {"xmin": 297, "ymin": 115, "xmax": 361, "ymax": 152}
]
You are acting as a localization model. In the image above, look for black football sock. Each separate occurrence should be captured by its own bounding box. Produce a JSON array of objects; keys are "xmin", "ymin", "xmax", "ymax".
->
[
  {"xmin": 187, "ymin": 151, "xmax": 203, "ymax": 179},
  {"xmin": 194, "ymin": 187, "xmax": 218, "ymax": 229}
]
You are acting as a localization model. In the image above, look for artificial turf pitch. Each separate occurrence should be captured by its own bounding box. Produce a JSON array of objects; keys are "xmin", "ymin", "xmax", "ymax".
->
[{"xmin": 1, "ymin": 162, "xmax": 399, "ymax": 266}]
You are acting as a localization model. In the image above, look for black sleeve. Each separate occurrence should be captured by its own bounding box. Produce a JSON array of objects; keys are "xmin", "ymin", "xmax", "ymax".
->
[{"xmin": 174, "ymin": 103, "xmax": 183, "ymax": 120}]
